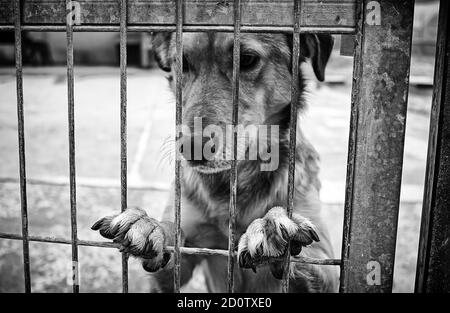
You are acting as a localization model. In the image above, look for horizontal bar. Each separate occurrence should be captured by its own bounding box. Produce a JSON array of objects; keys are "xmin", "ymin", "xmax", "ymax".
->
[
  {"xmin": 0, "ymin": 0, "xmax": 356, "ymax": 28},
  {"xmin": 0, "ymin": 25, "xmax": 355, "ymax": 34},
  {"xmin": 0, "ymin": 232, "xmax": 341, "ymax": 266}
]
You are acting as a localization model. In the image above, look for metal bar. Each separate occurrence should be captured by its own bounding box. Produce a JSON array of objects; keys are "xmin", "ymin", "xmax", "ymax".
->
[
  {"xmin": 339, "ymin": 0, "xmax": 364, "ymax": 293},
  {"xmin": 66, "ymin": 0, "xmax": 79, "ymax": 294},
  {"xmin": 227, "ymin": 0, "xmax": 241, "ymax": 294},
  {"xmin": 119, "ymin": 0, "xmax": 129, "ymax": 294},
  {"xmin": 173, "ymin": 0, "xmax": 183, "ymax": 293},
  {"xmin": 0, "ymin": 0, "xmax": 357, "ymax": 27},
  {"xmin": 0, "ymin": 232, "xmax": 341, "ymax": 265},
  {"xmin": 415, "ymin": 0, "xmax": 450, "ymax": 293},
  {"xmin": 13, "ymin": 0, "xmax": 31, "ymax": 294},
  {"xmin": 340, "ymin": 0, "xmax": 415, "ymax": 292},
  {"xmin": 281, "ymin": 0, "xmax": 301, "ymax": 293},
  {"xmin": 0, "ymin": 25, "xmax": 356, "ymax": 34}
]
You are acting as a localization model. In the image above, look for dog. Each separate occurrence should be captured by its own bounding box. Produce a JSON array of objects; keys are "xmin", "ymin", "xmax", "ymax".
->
[{"xmin": 92, "ymin": 32, "xmax": 338, "ymax": 292}]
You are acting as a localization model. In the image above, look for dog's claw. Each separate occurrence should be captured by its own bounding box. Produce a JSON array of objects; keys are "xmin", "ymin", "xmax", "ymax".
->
[
  {"xmin": 290, "ymin": 240, "xmax": 303, "ymax": 256},
  {"xmin": 92, "ymin": 216, "xmax": 117, "ymax": 239},
  {"xmin": 91, "ymin": 220, "xmax": 101, "ymax": 231},
  {"xmin": 161, "ymin": 253, "xmax": 171, "ymax": 269},
  {"xmin": 238, "ymin": 249, "xmax": 258, "ymax": 273},
  {"xmin": 92, "ymin": 207, "xmax": 170, "ymax": 273},
  {"xmin": 309, "ymin": 229, "xmax": 320, "ymax": 242},
  {"xmin": 238, "ymin": 250, "xmax": 251, "ymax": 268}
]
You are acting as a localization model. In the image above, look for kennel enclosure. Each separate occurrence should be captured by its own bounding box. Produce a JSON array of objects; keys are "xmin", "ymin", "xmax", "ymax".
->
[{"xmin": 0, "ymin": 0, "xmax": 449, "ymax": 293}]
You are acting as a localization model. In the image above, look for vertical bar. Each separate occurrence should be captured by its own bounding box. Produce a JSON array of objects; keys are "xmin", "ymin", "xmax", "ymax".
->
[
  {"xmin": 173, "ymin": 0, "xmax": 183, "ymax": 293},
  {"xmin": 281, "ymin": 0, "xmax": 301, "ymax": 293},
  {"xmin": 339, "ymin": 0, "xmax": 364, "ymax": 293},
  {"xmin": 415, "ymin": 0, "xmax": 450, "ymax": 293},
  {"xmin": 140, "ymin": 33, "xmax": 150, "ymax": 68},
  {"xmin": 340, "ymin": 0, "xmax": 415, "ymax": 292},
  {"xmin": 227, "ymin": 0, "xmax": 241, "ymax": 294},
  {"xmin": 13, "ymin": 0, "xmax": 31, "ymax": 293},
  {"xmin": 119, "ymin": 0, "xmax": 129, "ymax": 293},
  {"xmin": 66, "ymin": 0, "xmax": 79, "ymax": 294}
]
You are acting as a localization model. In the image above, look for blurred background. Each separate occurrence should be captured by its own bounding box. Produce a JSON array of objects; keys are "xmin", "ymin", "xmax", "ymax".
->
[{"xmin": 0, "ymin": 0, "xmax": 439, "ymax": 292}]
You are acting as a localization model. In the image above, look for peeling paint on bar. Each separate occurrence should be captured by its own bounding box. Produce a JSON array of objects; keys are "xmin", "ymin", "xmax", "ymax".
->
[
  {"xmin": 0, "ymin": 24, "xmax": 355, "ymax": 33},
  {"xmin": 0, "ymin": 0, "xmax": 356, "ymax": 27},
  {"xmin": 340, "ymin": 0, "xmax": 415, "ymax": 293}
]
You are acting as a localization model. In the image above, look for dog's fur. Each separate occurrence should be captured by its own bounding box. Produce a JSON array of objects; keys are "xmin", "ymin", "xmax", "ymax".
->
[{"xmin": 92, "ymin": 32, "xmax": 338, "ymax": 292}]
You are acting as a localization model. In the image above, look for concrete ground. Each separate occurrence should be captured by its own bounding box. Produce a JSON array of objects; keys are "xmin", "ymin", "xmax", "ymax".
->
[{"xmin": 0, "ymin": 48, "xmax": 434, "ymax": 292}]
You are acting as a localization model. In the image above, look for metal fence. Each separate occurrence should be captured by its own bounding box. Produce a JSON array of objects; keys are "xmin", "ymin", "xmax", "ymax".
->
[{"xmin": 0, "ymin": 0, "xmax": 448, "ymax": 293}]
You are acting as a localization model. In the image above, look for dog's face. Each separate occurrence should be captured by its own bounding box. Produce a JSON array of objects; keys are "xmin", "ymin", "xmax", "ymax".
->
[{"xmin": 153, "ymin": 32, "xmax": 333, "ymax": 174}]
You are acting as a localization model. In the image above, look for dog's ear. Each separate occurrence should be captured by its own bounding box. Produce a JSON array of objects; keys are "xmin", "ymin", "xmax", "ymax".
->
[
  {"xmin": 151, "ymin": 32, "xmax": 172, "ymax": 72},
  {"xmin": 300, "ymin": 34, "xmax": 334, "ymax": 82}
]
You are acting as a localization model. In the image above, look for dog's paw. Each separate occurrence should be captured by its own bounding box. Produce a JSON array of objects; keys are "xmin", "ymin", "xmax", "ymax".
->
[
  {"xmin": 237, "ymin": 206, "xmax": 319, "ymax": 277},
  {"xmin": 92, "ymin": 207, "xmax": 171, "ymax": 272}
]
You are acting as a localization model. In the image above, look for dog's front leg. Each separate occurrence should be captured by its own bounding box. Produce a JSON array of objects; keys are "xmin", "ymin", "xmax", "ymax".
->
[
  {"xmin": 91, "ymin": 207, "xmax": 193, "ymax": 292},
  {"xmin": 237, "ymin": 206, "xmax": 319, "ymax": 279}
]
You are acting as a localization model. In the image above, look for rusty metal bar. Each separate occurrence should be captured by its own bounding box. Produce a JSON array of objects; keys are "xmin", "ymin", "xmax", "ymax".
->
[
  {"xmin": 0, "ymin": 25, "xmax": 355, "ymax": 34},
  {"xmin": 119, "ymin": 0, "xmax": 129, "ymax": 294},
  {"xmin": 415, "ymin": 0, "xmax": 450, "ymax": 293},
  {"xmin": 281, "ymin": 0, "xmax": 302, "ymax": 293},
  {"xmin": 66, "ymin": 0, "xmax": 79, "ymax": 294},
  {"xmin": 227, "ymin": 0, "xmax": 241, "ymax": 294},
  {"xmin": 0, "ymin": 0, "xmax": 357, "ymax": 28},
  {"xmin": 173, "ymin": 0, "xmax": 183, "ymax": 293},
  {"xmin": 0, "ymin": 232, "xmax": 340, "ymax": 265},
  {"xmin": 13, "ymin": 0, "xmax": 31, "ymax": 293},
  {"xmin": 339, "ymin": 0, "xmax": 364, "ymax": 293},
  {"xmin": 340, "ymin": 0, "xmax": 415, "ymax": 292}
]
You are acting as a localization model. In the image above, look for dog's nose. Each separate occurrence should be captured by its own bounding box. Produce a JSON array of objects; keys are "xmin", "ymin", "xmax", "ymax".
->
[{"xmin": 178, "ymin": 134, "xmax": 214, "ymax": 166}]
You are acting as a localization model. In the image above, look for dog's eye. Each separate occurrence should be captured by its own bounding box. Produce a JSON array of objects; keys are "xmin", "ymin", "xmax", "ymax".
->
[{"xmin": 240, "ymin": 54, "xmax": 260, "ymax": 70}]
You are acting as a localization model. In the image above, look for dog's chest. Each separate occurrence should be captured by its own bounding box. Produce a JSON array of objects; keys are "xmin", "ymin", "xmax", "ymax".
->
[{"xmin": 202, "ymin": 200, "xmax": 268, "ymax": 239}]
